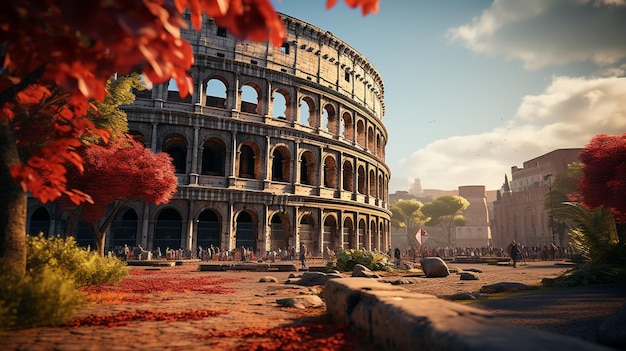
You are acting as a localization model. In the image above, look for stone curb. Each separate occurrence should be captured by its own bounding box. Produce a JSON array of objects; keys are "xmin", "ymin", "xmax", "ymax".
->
[{"xmin": 324, "ymin": 278, "xmax": 614, "ymax": 351}]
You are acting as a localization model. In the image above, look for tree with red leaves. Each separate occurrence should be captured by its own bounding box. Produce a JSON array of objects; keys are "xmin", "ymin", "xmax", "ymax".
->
[
  {"xmin": 578, "ymin": 133, "xmax": 626, "ymax": 242},
  {"xmin": 0, "ymin": 0, "xmax": 378, "ymax": 274},
  {"xmin": 64, "ymin": 139, "xmax": 178, "ymax": 257}
]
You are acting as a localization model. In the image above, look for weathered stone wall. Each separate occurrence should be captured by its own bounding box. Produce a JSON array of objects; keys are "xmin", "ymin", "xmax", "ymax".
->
[{"xmin": 324, "ymin": 278, "xmax": 613, "ymax": 351}]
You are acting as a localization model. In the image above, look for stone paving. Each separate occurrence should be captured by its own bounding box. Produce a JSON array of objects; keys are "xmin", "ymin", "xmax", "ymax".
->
[{"xmin": 0, "ymin": 260, "xmax": 623, "ymax": 350}]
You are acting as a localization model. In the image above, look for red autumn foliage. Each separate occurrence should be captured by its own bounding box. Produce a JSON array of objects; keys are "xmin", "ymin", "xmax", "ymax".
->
[
  {"xmin": 63, "ymin": 138, "xmax": 178, "ymax": 221},
  {"xmin": 578, "ymin": 133, "xmax": 626, "ymax": 222},
  {"xmin": 197, "ymin": 318, "xmax": 376, "ymax": 351},
  {"xmin": 1, "ymin": 84, "xmax": 108, "ymax": 204},
  {"xmin": 64, "ymin": 309, "xmax": 229, "ymax": 327}
]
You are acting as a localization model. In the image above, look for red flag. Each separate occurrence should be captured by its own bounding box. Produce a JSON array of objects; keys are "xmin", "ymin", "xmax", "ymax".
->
[{"xmin": 415, "ymin": 227, "xmax": 429, "ymax": 246}]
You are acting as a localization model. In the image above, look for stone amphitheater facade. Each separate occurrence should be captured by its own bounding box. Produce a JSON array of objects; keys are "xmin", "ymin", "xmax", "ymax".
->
[{"xmin": 27, "ymin": 13, "xmax": 392, "ymax": 257}]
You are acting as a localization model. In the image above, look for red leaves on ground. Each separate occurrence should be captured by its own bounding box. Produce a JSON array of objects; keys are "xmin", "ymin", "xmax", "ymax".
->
[
  {"xmin": 197, "ymin": 318, "xmax": 376, "ymax": 351},
  {"xmin": 65, "ymin": 309, "xmax": 228, "ymax": 327}
]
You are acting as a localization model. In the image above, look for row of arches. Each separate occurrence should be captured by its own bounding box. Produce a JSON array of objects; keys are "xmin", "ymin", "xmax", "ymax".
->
[
  {"xmin": 133, "ymin": 130, "xmax": 389, "ymax": 200},
  {"xmin": 28, "ymin": 205, "xmax": 390, "ymax": 255},
  {"xmin": 140, "ymin": 76, "xmax": 387, "ymax": 161}
]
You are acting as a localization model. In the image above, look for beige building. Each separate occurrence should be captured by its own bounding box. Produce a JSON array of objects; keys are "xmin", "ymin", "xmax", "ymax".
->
[
  {"xmin": 492, "ymin": 149, "xmax": 583, "ymax": 249},
  {"xmin": 26, "ymin": 13, "xmax": 392, "ymax": 256},
  {"xmin": 456, "ymin": 186, "xmax": 491, "ymax": 248}
]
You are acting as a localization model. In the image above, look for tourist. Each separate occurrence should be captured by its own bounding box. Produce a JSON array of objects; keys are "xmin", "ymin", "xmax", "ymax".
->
[
  {"xmin": 299, "ymin": 243, "xmax": 308, "ymax": 270},
  {"xmin": 508, "ymin": 241, "xmax": 521, "ymax": 268}
]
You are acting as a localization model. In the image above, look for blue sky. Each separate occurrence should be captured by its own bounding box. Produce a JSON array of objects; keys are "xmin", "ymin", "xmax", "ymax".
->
[{"xmin": 272, "ymin": 0, "xmax": 626, "ymax": 193}]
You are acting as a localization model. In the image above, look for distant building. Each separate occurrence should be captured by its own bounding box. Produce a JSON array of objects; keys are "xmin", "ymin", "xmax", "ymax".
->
[
  {"xmin": 456, "ymin": 186, "xmax": 491, "ymax": 248},
  {"xmin": 491, "ymin": 148, "xmax": 583, "ymax": 249}
]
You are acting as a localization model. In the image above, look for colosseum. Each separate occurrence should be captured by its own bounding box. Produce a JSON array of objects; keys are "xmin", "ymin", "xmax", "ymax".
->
[{"xmin": 27, "ymin": 13, "xmax": 392, "ymax": 258}]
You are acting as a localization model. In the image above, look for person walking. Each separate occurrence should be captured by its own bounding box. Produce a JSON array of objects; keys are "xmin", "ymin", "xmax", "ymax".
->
[
  {"xmin": 299, "ymin": 243, "xmax": 308, "ymax": 270},
  {"xmin": 508, "ymin": 241, "xmax": 521, "ymax": 268}
]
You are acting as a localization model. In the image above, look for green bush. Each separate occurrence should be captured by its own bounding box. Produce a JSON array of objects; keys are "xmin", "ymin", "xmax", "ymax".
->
[
  {"xmin": 27, "ymin": 234, "xmax": 128, "ymax": 286},
  {"xmin": 327, "ymin": 249, "xmax": 392, "ymax": 272},
  {"xmin": 0, "ymin": 234, "xmax": 129, "ymax": 330},
  {"xmin": 553, "ymin": 262, "xmax": 626, "ymax": 287},
  {"xmin": 0, "ymin": 265, "xmax": 83, "ymax": 330}
]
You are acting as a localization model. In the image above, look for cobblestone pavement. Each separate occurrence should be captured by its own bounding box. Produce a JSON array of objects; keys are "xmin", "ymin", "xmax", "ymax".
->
[{"xmin": 0, "ymin": 260, "xmax": 623, "ymax": 350}]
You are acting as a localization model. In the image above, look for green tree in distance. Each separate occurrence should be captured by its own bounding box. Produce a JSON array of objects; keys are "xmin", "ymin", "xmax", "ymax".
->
[
  {"xmin": 390, "ymin": 200, "xmax": 429, "ymax": 237},
  {"xmin": 421, "ymin": 195, "xmax": 468, "ymax": 247}
]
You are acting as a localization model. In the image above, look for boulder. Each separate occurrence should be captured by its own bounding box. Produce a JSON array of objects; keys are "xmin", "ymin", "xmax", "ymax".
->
[
  {"xmin": 276, "ymin": 295, "xmax": 324, "ymax": 309},
  {"xmin": 287, "ymin": 271, "xmax": 342, "ymax": 286},
  {"xmin": 459, "ymin": 272, "xmax": 480, "ymax": 280},
  {"xmin": 420, "ymin": 257, "xmax": 450, "ymax": 278},
  {"xmin": 352, "ymin": 264, "xmax": 380, "ymax": 278},
  {"xmin": 259, "ymin": 276, "xmax": 278, "ymax": 283}
]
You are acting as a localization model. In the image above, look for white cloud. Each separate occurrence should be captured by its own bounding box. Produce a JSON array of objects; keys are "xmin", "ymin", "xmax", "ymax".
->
[
  {"xmin": 391, "ymin": 76, "xmax": 626, "ymax": 191},
  {"xmin": 446, "ymin": 0, "xmax": 626, "ymax": 70}
]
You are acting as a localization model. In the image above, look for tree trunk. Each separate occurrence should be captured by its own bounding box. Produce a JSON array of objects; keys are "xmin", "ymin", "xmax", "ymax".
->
[
  {"xmin": 88, "ymin": 221, "xmax": 106, "ymax": 257},
  {"xmin": 0, "ymin": 119, "xmax": 27, "ymax": 275}
]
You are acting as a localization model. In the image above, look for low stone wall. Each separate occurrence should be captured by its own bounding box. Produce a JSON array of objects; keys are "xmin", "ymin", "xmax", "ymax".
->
[{"xmin": 324, "ymin": 278, "xmax": 613, "ymax": 351}]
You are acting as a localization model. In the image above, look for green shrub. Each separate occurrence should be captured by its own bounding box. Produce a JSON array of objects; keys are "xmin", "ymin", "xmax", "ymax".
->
[
  {"xmin": 0, "ymin": 265, "xmax": 83, "ymax": 330},
  {"xmin": 327, "ymin": 249, "xmax": 392, "ymax": 272},
  {"xmin": 553, "ymin": 262, "xmax": 626, "ymax": 287},
  {"xmin": 27, "ymin": 234, "xmax": 128, "ymax": 286}
]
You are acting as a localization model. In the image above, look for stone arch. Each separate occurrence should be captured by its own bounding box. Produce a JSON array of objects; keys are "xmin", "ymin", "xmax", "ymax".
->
[
  {"xmin": 206, "ymin": 77, "xmax": 228, "ymax": 108},
  {"xmin": 197, "ymin": 209, "xmax": 221, "ymax": 251},
  {"xmin": 369, "ymin": 219, "xmax": 377, "ymax": 251},
  {"xmin": 269, "ymin": 212, "xmax": 290, "ymax": 250},
  {"xmin": 271, "ymin": 145, "xmax": 291, "ymax": 182},
  {"xmin": 322, "ymin": 103, "xmax": 336, "ymax": 133},
  {"xmin": 237, "ymin": 141, "xmax": 261, "ymax": 179},
  {"xmin": 166, "ymin": 78, "xmax": 192, "ymax": 103},
  {"xmin": 163, "ymin": 133, "xmax": 188, "ymax": 173},
  {"xmin": 323, "ymin": 155, "xmax": 337, "ymax": 188},
  {"xmin": 343, "ymin": 216, "xmax": 354, "ymax": 249},
  {"xmin": 342, "ymin": 112, "xmax": 353, "ymax": 140},
  {"xmin": 322, "ymin": 214, "xmax": 339, "ymax": 251},
  {"xmin": 369, "ymin": 169, "xmax": 376, "ymax": 197},
  {"xmin": 111, "ymin": 208, "xmax": 138, "ymax": 248},
  {"xmin": 241, "ymin": 82, "xmax": 262, "ymax": 114},
  {"xmin": 235, "ymin": 210, "xmax": 258, "ymax": 253},
  {"xmin": 154, "ymin": 208, "xmax": 183, "ymax": 251},
  {"xmin": 367, "ymin": 126, "xmax": 374, "ymax": 151},
  {"xmin": 299, "ymin": 96, "xmax": 316, "ymax": 127},
  {"xmin": 128, "ymin": 130, "xmax": 146, "ymax": 146},
  {"xmin": 299, "ymin": 213, "xmax": 316, "ymax": 253},
  {"xmin": 299, "ymin": 150, "xmax": 317, "ymax": 186},
  {"xmin": 357, "ymin": 165, "xmax": 366, "ymax": 194},
  {"xmin": 358, "ymin": 218, "xmax": 366, "ymax": 250},
  {"xmin": 201, "ymin": 137, "xmax": 226, "ymax": 176},
  {"xmin": 343, "ymin": 160, "xmax": 353, "ymax": 191},
  {"xmin": 272, "ymin": 89, "xmax": 291, "ymax": 120},
  {"xmin": 356, "ymin": 119, "xmax": 365, "ymax": 147},
  {"xmin": 29, "ymin": 207, "xmax": 50, "ymax": 236}
]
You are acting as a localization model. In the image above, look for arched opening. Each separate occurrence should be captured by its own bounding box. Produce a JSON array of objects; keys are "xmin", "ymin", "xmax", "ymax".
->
[
  {"xmin": 356, "ymin": 120, "xmax": 365, "ymax": 147},
  {"xmin": 197, "ymin": 210, "xmax": 220, "ymax": 251},
  {"xmin": 357, "ymin": 165, "xmax": 366, "ymax": 194},
  {"xmin": 206, "ymin": 78, "xmax": 227, "ymax": 108},
  {"xmin": 299, "ymin": 214, "xmax": 316, "ymax": 253},
  {"xmin": 299, "ymin": 150, "xmax": 316, "ymax": 185},
  {"xmin": 238, "ymin": 143, "xmax": 257, "ymax": 179},
  {"xmin": 370, "ymin": 220, "xmax": 377, "ymax": 251},
  {"xmin": 272, "ymin": 90, "xmax": 287, "ymax": 119},
  {"xmin": 323, "ymin": 215, "xmax": 338, "ymax": 251},
  {"xmin": 29, "ymin": 207, "xmax": 50, "ymax": 236},
  {"xmin": 241, "ymin": 84, "xmax": 260, "ymax": 114},
  {"xmin": 342, "ymin": 112, "xmax": 353, "ymax": 140},
  {"xmin": 163, "ymin": 134, "xmax": 187, "ymax": 173},
  {"xmin": 358, "ymin": 219, "xmax": 366, "ymax": 250},
  {"xmin": 128, "ymin": 130, "xmax": 146, "ymax": 146},
  {"xmin": 299, "ymin": 96, "xmax": 315, "ymax": 127},
  {"xmin": 154, "ymin": 208, "xmax": 183, "ymax": 251},
  {"xmin": 323, "ymin": 156, "xmax": 337, "ymax": 188},
  {"xmin": 235, "ymin": 211, "xmax": 256, "ymax": 252},
  {"xmin": 271, "ymin": 146, "xmax": 291, "ymax": 182},
  {"xmin": 323, "ymin": 104, "xmax": 336, "ymax": 134},
  {"xmin": 111, "ymin": 209, "xmax": 138, "ymax": 248},
  {"xmin": 343, "ymin": 161, "xmax": 353, "ymax": 191},
  {"xmin": 343, "ymin": 217, "xmax": 354, "ymax": 249},
  {"xmin": 270, "ymin": 213, "xmax": 289, "ymax": 250},
  {"xmin": 201, "ymin": 138, "xmax": 226, "ymax": 176},
  {"xmin": 369, "ymin": 169, "xmax": 376, "ymax": 197},
  {"xmin": 167, "ymin": 78, "xmax": 192, "ymax": 103}
]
